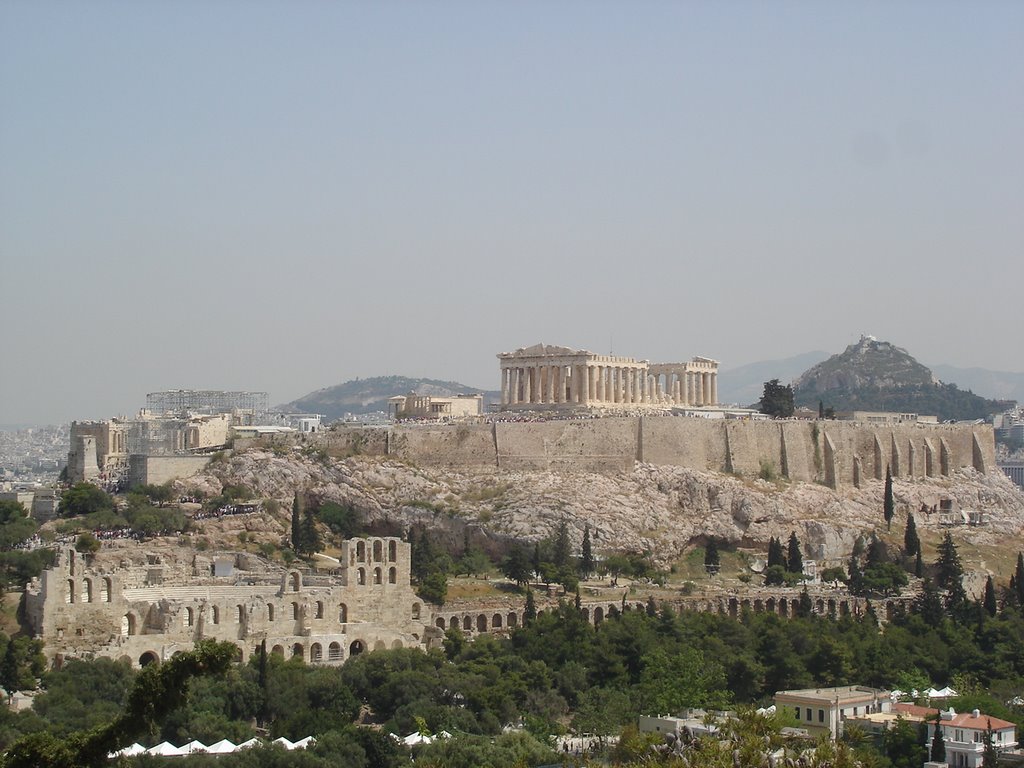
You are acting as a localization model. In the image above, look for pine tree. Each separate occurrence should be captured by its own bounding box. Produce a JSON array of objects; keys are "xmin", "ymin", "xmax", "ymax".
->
[
  {"xmin": 866, "ymin": 534, "xmax": 887, "ymax": 568},
  {"xmin": 884, "ymin": 466, "xmax": 895, "ymax": 531},
  {"xmin": 904, "ymin": 513, "xmax": 920, "ymax": 557},
  {"xmin": 984, "ymin": 576, "xmax": 998, "ymax": 617},
  {"xmin": 524, "ymin": 588, "xmax": 537, "ymax": 625},
  {"xmin": 704, "ymin": 538, "xmax": 720, "ymax": 575},
  {"xmin": 502, "ymin": 544, "xmax": 532, "ymax": 587},
  {"xmin": 787, "ymin": 531, "xmax": 803, "ymax": 575},
  {"xmin": 580, "ymin": 525, "xmax": 594, "ymax": 579}
]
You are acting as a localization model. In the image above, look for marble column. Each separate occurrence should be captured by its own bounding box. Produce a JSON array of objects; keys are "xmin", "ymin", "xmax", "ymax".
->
[
  {"xmin": 511, "ymin": 368, "xmax": 520, "ymax": 404},
  {"xmin": 695, "ymin": 373, "xmax": 703, "ymax": 406},
  {"xmin": 710, "ymin": 373, "xmax": 717, "ymax": 405},
  {"xmin": 702, "ymin": 373, "xmax": 711, "ymax": 406}
]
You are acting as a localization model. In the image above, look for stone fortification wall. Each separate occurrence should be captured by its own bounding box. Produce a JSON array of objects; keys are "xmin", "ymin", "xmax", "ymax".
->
[
  {"xmin": 129, "ymin": 455, "xmax": 212, "ymax": 487},
  {"xmin": 494, "ymin": 418, "xmax": 638, "ymax": 472},
  {"xmin": 316, "ymin": 419, "xmax": 994, "ymax": 487},
  {"xmin": 390, "ymin": 425, "xmax": 496, "ymax": 468}
]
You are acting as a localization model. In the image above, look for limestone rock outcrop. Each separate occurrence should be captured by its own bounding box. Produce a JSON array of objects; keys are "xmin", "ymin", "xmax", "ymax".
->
[{"xmin": 180, "ymin": 449, "xmax": 1024, "ymax": 568}]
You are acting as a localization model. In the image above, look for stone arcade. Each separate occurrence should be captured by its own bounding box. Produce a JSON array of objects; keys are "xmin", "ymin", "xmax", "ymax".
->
[{"xmin": 498, "ymin": 343, "xmax": 719, "ymax": 410}]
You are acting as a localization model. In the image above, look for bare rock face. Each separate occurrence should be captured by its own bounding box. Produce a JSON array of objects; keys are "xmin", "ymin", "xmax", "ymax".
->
[{"xmin": 179, "ymin": 449, "xmax": 1024, "ymax": 567}]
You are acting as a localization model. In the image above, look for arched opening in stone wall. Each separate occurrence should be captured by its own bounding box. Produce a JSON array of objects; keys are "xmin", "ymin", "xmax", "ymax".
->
[
  {"xmin": 827, "ymin": 599, "xmax": 837, "ymax": 617},
  {"xmin": 779, "ymin": 598, "xmax": 788, "ymax": 617},
  {"xmin": 815, "ymin": 599, "xmax": 825, "ymax": 614},
  {"xmin": 292, "ymin": 643, "xmax": 303, "ymax": 659},
  {"xmin": 83, "ymin": 578, "xmax": 93, "ymax": 603},
  {"xmin": 339, "ymin": 604, "xmax": 348, "ymax": 623},
  {"xmin": 492, "ymin": 614, "xmax": 503, "ymax": 629},
  {"xmin": 139, "ymin": 651, "xmax": 159, "ymax": 667},
  {"xmin": 373, "ymin": 640, "xmax": 386, "ymax": 651},
  {"xmin": 356, "ymin": 542, "xmax": 366, "ymax": 562},
  {"xmin": 272, "ymin": 645, "xmax": 284, "ymax": 657},
  {"xmin": 328, "ymin": 642, "xmax": 342, "ymax": 661},
  {"xmin": 728, "ymin": 599, "xmax": 738, "ymax": 619},
  {"xmin": 593, "ymin": 607, "xmax": 604, "ymax": 624},
  {"xmin": 435, "ymin": 618, "xmax": 445, "ymax": 629},
  {"xmin": 392, "ymin": 639, "xmax": 402, "ymax": 649},
  {"xmin": 448, "ymin": 617, "xmax": 458, "ymax": 630},
  {"xmin": 101, "ymin": 577, "xmax": 111, "ymax": 602},
  {"xmin": 185, "ymin": 607, "xmax": 194, "ymax": 627},
  {"xmin": 237, "ymin": 605, "xmax": 244, "ymax": 623},
  {"xmin": 357, "ymin": 568, "xmax": 365, "ymax": 585},
  {"xmin": 267, "ymin": 604, "xmax": 275, "ymax": 621},
  {"xmin": 349, "ymin": 640, "xmax": 365, "ymax": 656},
  {"xmin": 389, "ymin": 567, "xmax": 397, "ymax": 584},
  {"xmin": 66, "ymin": 579, "xmax": 75, "ymax": 604},
  {"xmin": 462, "ymin": 616, "xmax": 472, "ymax": 631},
  {"xmin": 122, "ymin": 614, "xmax": 137, "ymax": 636},
  {"xmin": 507, "ymin": 612, "xmax": 518, "ymax": 628},
  {"xmin": 476, "ymin": 615, "xmax": 487, "ymax": 632},
  {"xmin": 388, "ymin": 541, "xmax": 397, "ymax": 561},
  {"xmin": 373, "ymin": 568, "xmax": 382, "ymax": 585},
  {"xmin": 315, "ymin": 601, "xmax": 324, "ymax": 619},
  {"xmin": 290, "ymin": 572, "xmax": 301, "ymax": 592},
  {"xmin": 373, "ymin": 540, "xmax": 383, "ymax": 562},
  {"xmin": 310, "ymin": 643, "xmax": 323, "ymax": 663},
  {"xmin": 412, "ymin": 603, "xmax": 421, "ymax": 620},
  {"xmin": 766, "ymin": 598, "xmax": 776, "ymax": 614},
  {"xmin": 291, "ymin": 602, "xmax": 299, "ymax": 620}
]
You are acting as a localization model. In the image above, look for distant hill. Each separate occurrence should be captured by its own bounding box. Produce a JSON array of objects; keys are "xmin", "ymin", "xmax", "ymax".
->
[
  {"xmin": 718, "ymin": 351, "xmax": 829, "ymax": 407},
  {"xmin": 280, "ymin": 376, "xmax": 499, "ymax": 422},
  {"xmin": 929, "ymin": 364, "xmax": 1024, "ymax": 406},
  {"xmin": 793, "ymin": 336, "xmax": 1013, "ymax": 421}
]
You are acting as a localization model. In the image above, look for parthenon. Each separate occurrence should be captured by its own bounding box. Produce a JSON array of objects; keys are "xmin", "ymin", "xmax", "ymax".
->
[{"xmin": 498, "ymin": 343, "xmax": 719, "ymax": 409}]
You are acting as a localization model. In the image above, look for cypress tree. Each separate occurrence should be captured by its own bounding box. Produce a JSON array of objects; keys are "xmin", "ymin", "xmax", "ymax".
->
[
  {"xmin": 704, "ymin": 538, "xmax": 720, "ymax": 575},
  {"xmin": 884, "ymin": 466, "xmax": 895, "ymax": 531},
  {"xmin": 580, "ymin": 525, "xmax": 594, "ymax": 579},
  {"xmin": 1016, "ymin": 552, "xmax": 1024, "ymax": 606},
  {"xmin": 553, "ymin": 520, "xmax": 571, "ymax": 569},
  {"xmin": 984, "ymin": 576, "xmax": 998, "ymax": 617},
  {"xmin": 523, "ymin": 588, "xmax": 537, "ymax": 625},
  {"xmin": 904, "ymin": 513, "xmax": 920, "ymax": 557},
  {"xmin": 848, "ymin": 554, "xmax": 864, "ymax": 596},
  {"xmin": 914, "ymin": 549, "xmax": 923, "ymax": 578},
  {"xmin": 290, "ymin": 493, "xmax": 302, "ymax": 553},
  {"xmin": 787, "ymin": 531, "xmax": 803, "ymax": 575},
  {"xmin": 767, "ymin": 537, "xmax": 785, "ymax": 569},
  {"xmin": 931, "ymin": 717, "xmax": 946, "ymax": 762}
]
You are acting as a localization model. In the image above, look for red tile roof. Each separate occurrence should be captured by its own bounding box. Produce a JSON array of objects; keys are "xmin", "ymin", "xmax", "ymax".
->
[{"xmin": 890, "ymin": 704, "xmax": 1015, "ymax": 732}]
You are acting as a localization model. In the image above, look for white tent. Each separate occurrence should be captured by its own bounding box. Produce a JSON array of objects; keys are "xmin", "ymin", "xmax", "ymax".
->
[
  {"xmin": 927, "ymin": 687, "xmax": 957, "ymax": 699},
  {"xmin": 109, "ymin": 743, "xmax": 146, "ymax": 758},
  {"xmin": 292, "ymin": 736, "xmax": 317, "ymax": 749},
  {"xmin": 237, "ymin": 738, "xmax": 261, "ymax": 750},
  {"xmin": 273, "ymin": 737, "xmax": 296, "ymax": 750},
  {"xmin": 206, "ymin": 739, "xmax": 239, "ymax": 754},
  {"xmin": 181, "ymin": 740, "xmax": 209, "ymax": 754},
  {"xmin": 402, "ymin": 732, "xmax": 433, "ymax": 746},
  {"xmin": 148, "ymin": 741, "xmax": 185, "ymax": 756}
]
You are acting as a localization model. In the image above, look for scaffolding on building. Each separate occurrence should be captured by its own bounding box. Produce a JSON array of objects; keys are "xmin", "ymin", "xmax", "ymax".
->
[{"xmin": 145, "ymin": 390, "xmax": 269, "ymax": 417}]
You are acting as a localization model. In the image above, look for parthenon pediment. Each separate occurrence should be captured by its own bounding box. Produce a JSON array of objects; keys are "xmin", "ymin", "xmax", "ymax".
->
[{"xmin": 511, "ymin": 343, "xmax": 588, "ymax": 357}]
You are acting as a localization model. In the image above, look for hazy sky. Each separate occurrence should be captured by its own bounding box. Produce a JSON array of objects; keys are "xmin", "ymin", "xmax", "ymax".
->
[{"xmin": 2, "ymin": 1, "xmax": 1022, "ymax": 425}]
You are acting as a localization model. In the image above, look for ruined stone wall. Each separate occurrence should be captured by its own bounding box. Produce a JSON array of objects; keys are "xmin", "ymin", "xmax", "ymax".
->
[
  {"xmin": 314, "ymin": 419, "xmax": 993, "ymax": 487},
  {"xmin": 26, "ymin": 538, "xmax": 432, "ymax": 667}
]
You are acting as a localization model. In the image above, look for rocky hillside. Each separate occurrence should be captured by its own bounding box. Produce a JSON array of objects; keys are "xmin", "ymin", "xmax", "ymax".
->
[
  {"xmin": 280, "ymin": 376, "xmax": 499, "ymax": 421},
  {"xmin": 794, "ymin": 337, "xmax": 1012, "ymax": 420},
  {"xmin": 179, "ymin": 448, "xmax": 1024, "ymax": 575}
]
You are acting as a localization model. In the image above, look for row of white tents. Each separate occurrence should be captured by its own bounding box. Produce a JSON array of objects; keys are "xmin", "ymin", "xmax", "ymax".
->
[
  {"xmin": 110, "ymin": 736, "xmax": 315, "ymax": 758},
  {"xmin": 890, "ymin": 687, "xmax": 957, "ymax": 700}
]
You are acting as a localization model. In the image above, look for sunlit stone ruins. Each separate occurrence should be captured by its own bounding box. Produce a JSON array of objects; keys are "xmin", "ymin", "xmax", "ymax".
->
[{"xmin": 498, "ymin": 343, "xmax": 719, "ymax": 410}]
